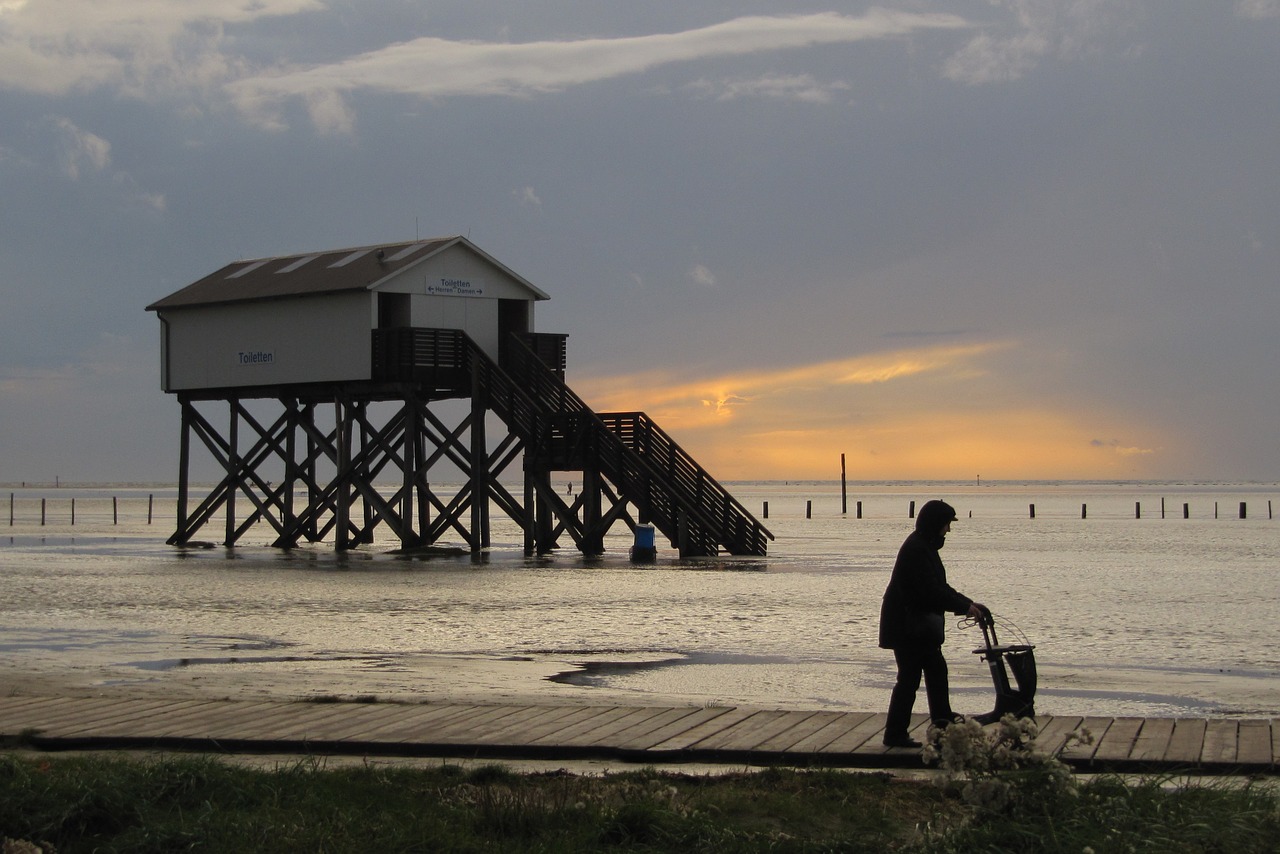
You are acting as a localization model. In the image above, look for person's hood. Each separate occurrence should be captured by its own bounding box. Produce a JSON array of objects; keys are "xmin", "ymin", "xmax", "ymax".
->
[{"xmin": 915, "ymin": 499, "xmax": 958, "ymax": 548}]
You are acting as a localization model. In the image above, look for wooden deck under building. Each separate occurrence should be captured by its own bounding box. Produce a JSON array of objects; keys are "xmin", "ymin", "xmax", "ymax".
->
[{"xmin": 1, "ymin": 696, "xmax": 1275, "ymax": 775}]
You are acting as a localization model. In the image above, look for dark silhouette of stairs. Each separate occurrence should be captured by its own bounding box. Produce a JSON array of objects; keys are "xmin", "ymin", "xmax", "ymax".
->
[{"xmin": 477, "ymin": 334, "xmax": 773, "ymax": 557}]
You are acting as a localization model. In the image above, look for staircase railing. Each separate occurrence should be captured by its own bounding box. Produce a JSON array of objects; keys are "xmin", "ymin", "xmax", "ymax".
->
[
  {"xmin": 492, "ymin": 335, "xmax": 772, "ymax": 556},
  {"xmin": 369, "ymin": 326, "xmax": 772, "ymax": 555}
]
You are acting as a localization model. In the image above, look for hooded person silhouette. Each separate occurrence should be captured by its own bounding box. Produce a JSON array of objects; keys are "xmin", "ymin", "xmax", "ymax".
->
[{"xmin": 877, "ymin": 499, "xmax": 988, "ymax": 748}]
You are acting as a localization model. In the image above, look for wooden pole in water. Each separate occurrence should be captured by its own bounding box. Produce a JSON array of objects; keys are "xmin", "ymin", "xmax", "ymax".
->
[
  {"xmin": 840, "ymin": 454, "xmax": 847, "ymax": 515},
  {"xmin": 806, "ymin": 500, "xmax": 812, "ymax": 519},
  {"xmin": 1135, "ymin": 501, "xmax": 1141, "ymax": 520},
  {"xmin": 1183, "ymin": 503, "xmax": 1189, "ymax": 519},
  {"xmin": 763, "ymin": 501, "xmax": 769, "ymax": 519},
  {"xmin": 1161, "ymin": 497, "xmax": 1166, "ymax": 519},
  {"xmin": 1029, "ymin": 503, "xmax": 1036, "ymax": 519},
  {"xmin": 909, "ymin": 500, "xmax": 915, "ymax": 519},
  {"xmin": 9, "ymin": 493, "xmax": 13, "ymax": 526},
  {"xmin": 41, "ymin": 498, "xmax": 45, "ymax": 526},
  {"xmin": 148, "ymin": 494, "xmax": 154, "ymax": 525},
  {"xmin": 71, "ymin": 498, "xmax": 75, "ymax": 526},
  {"xmin": 857, "ymin": 500, "xmax": 863, "ymax": 519},
  {"xmin": 113, "ymin": 496, "xmax": 118, "ymax": 526},
  {"xmin": 1240, "ymin": 502, "xmax": 1247, "ymax": 520},
  {"xmin": 1081, "ymin": 503, "xmax": 1087, "ymax": 519}
]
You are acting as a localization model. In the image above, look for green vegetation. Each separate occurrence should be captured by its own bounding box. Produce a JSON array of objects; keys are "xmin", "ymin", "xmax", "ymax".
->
[{"xmin": 0, "ymin": 750, "xmax": 1276, "ymax": 853}]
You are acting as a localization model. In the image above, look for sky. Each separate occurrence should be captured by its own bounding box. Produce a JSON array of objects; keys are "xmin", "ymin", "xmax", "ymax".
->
[{"xmin": 0, "ymin": 0, "xmax": 1277, "ymax": 484}]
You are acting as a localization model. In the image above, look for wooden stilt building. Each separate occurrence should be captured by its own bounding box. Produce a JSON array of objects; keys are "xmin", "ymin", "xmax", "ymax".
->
[{"xmin": 146, "ymin": 236, "xmax": 771, "ymax": 557}]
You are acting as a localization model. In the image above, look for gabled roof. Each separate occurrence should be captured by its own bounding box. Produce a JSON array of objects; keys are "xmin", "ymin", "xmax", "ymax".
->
[{"xmin": 146, "ymin": 235, "xmax": 549, "ymax": 311}]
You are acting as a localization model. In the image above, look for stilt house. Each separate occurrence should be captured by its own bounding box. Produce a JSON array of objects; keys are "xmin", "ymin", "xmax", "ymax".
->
[{"xmin": 146, "ymin": 236, "xmax": 771, "ymax": 557}]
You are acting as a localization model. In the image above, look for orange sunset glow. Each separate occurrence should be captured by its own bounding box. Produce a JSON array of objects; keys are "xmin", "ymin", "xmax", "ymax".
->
[{"xmin": 572, "ymin": 340, "xmax": 1167, "ymax": 481}]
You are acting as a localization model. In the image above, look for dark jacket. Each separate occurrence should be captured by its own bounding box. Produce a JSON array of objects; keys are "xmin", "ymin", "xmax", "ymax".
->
[{"xmin": 878, "ymin": 500, "xmax": 972, "ymax": 650}]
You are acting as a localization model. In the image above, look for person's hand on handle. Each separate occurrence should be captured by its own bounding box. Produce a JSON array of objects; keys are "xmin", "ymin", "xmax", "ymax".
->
[{"xmin": 967, "ymin": 602, "xmax": 991, "ymax": 623}]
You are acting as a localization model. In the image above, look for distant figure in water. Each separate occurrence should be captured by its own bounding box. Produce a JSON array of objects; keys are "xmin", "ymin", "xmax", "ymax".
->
[{"xmin": 877, "ymin": 499, "xmax": 988, "ymax": 749}]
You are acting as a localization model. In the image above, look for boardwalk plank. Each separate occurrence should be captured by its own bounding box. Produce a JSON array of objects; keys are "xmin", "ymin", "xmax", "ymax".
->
[
  {"xmin": 1092, "ymin": 717, "xmax": 1143, "ymax": 763},
  {"xmin": 2, "ymin": 695, "xmax": 1277, "ymax": 775},
  {"xmin": 478, "ymin": 706, "xmax": 615, "ymax": 745},
  {"xmin": 754, "ymin": 711, "xmax": 849, "ymax": 754},
  {"xmin": 1032, "ymin": 716, "xmax": 1084, "ymax": 758},
  {"xmin": 326, "ymin": 704, "xmax": 454, "ymax": 743},
  {"xmin": 1165, "ymin": 719, "xmax": 1207, "ymax": 765},
  {"xmin": 52, "ymin": 700, "xmax": 219, "ymax": 737},
  {"xmin": 265, "ymin": 704, "xmax": 448, "ymax": 743},
  {"xmin": 1237, "ymin": 720, "xmax": 1271, "ymax": 767},
  {"xmin": 782, "ymin": 712, "xmax": 873, "ymax": 754},
  {"xmin": 0, "ymin": 696, "xmax": 86, "ymax": 716},
  {"xmin": 340, "ymin": 704, "xmax": 493, "ymax": 745},
  {"xmin": 147, "ymin": 702, "xmax": 303, "ymax": 741},
  {"xmin": 1128, "ymin": 717, "xmax": 1175, "ymax": 763},
  {"xmin": 233, "ymin": 703, "xmax": 383, "ymax": 741},
  {"xmin": 452, "ymin": 706, "xmax": 588, "ymax": 745},
  {"xmin": 409, "ymin": 704, "xmax": 534, "ymax": 741},
  {"xmin": 819, "ymin": 712, "xmax": 892, "ymax": 755},
  {"xmin": 1201, "ymin": 719, "xmax": 1239, "ymax": 766},
  {"xmin": 693, "ymin": 710, "xmax": 818, "ymax": 752},
  {"xmin": 1061, "ymin": 716, "xmax": 1113, "ymax": 763},
  {"xmin": 643, "ymin": 707, "xmax": 756, "ymax": 752},
  {"xmin": 11, "ymin": 698, "xmax": 156, "ymax": 731},
  {"xmin": 570, "ymin": 707, "xmax": 693, "ymax": 747},
  {"xmin": 606, "ymin": 706, "xmax": 732, "ymax": 752},
  {"xmin": 527, "ymin": 706, "xmax": 651, "ymax": 746}
]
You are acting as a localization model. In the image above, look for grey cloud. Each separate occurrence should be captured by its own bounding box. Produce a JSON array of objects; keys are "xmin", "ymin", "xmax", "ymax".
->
[{"xmin": 227, "ymin": 11, "xmax": 967, "ymax": 127}]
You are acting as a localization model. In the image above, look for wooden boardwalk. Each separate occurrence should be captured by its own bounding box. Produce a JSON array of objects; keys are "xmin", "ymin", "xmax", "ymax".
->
[{"xmin": 0, "ymin": 696, "xmax": 1275, "ymax": 774}]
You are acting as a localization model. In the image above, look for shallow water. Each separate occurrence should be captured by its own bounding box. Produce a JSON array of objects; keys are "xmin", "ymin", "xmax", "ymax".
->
[{"xmin": 1, "ymin": 481, "xmax": 1277, "ymax": 718}]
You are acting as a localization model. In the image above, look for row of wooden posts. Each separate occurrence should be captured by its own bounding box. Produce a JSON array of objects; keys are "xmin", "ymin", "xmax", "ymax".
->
[
  {"xmin": 9, "ymin": 492, "xmax": 1276, "ymax": 528},
  {"xmin": 763, "ymin": 498, "xmax": 1274, "ymax": 520},
  {"xmin": 7, "ymin": 494, "xmax": 156, "ymax": 527}
]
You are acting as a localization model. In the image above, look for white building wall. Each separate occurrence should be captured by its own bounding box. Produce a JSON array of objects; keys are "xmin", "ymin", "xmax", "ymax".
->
[
  {"xmin": 376, "ymin": 243, "xmax": 537, "ymax": 300},
  {"xmin": 409, "ymin": 296, "xmax": 500, "ymax": 360},
  {"xmin": 161, "ymin": 292, "xmax": 372, "ymax": 391}
]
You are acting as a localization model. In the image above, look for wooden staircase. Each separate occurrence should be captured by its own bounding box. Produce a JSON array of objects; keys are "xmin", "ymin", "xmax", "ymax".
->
[{"xmin": 479, "ymin": 334, "xmax": 773, "ymax": 557}]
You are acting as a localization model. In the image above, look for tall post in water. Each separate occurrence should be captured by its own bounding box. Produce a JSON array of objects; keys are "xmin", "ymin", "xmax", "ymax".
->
[{"xmin": 840, "ymin": 453, "xmax": 847, "ymax": 515}]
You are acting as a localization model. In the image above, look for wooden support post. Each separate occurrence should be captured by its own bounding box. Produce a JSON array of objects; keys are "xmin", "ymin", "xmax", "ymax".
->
[
  {"xmin": 582, "ymin": 467, "xmax": 604, "ymax": 555},
  {"xmin": 840, "ymin": 453, "xmax": 847, "ymax": 515},
  {"xmin": 148, "ymin": 494, "xmax": 153, "ymax": 525},
  {"xmin": 909, "ymin": 500, "xmax": 915, "ymax": 519},
  {"xmin": 1240, "ymin": 502, "xmax": 1247, "ymax": 520},
  {"xmin": 1161, "ymin": 497, "xmax": 1166, "ymax": 519},
  {"xmin": 8, "ymin": 493, "xmax": 12, "ymax": 526},
  {"xmin": 470, "ymin": 375, "xmax": 489, "ymax": 552},
  {"xmin": 523, "ymin": 472, "xmax": 536, "ymax": 555},
  {"xmin": 173, "ymin": 399, "xmax": 192, "ymax": 544},
  {"xmin": 806, "ymin": 500, "xmax": 812, "ymax": 519},
  {"xmin": 226, "ymin": 401, "xmax": 239, "ymax": 546},
  {"xmin": 1029, "ymin": 503, "xmax": 1036, "ymax": 519},
  {"xmin": 762, "ymin": 501, "xmax": 768, "ymax": 519},
  {"xmin": 336, "ymin": 397, "xmax": 351, "ymax": 551},
  {"xmin": 113, "ymin": 496, "xmax": 118, "ymax": 526},
  {"xmin": 41, "ymin": 498, "xmax": 45, "ymax": 526},
  {"xmin": 1135, "ymin": 501, "xmax": 1141, "ymax": 520},
  {"xmin": 1184, "ymin": 503, "xmax": 1189, "ymax": 519},
  {"xmin": 856, "ymin": 500, "xmax": 862, "ymax": 519},
  {"xmin": 1082, "ymin": 503, "xmax": 1087, "ymax": 519},
  {"xmin": 71, "ymin": 498, "xmax": 75, "ymax": 526},
  {"xmin": 359, "ymin": 405, "xmax": 374, "ymax": 543}
]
